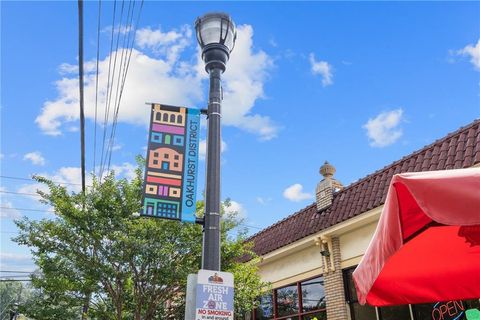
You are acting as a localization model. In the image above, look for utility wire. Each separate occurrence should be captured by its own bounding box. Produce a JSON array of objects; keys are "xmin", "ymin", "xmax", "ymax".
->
[
  {"xmin": 93, "ymin": 0, "xmax": 102, "ymax": 174},
  {"xmin": 0, "ymin": 271, "xmax": 34, "ymax": 273},
  {"xmin": 0, "ymin": 206, "xmax": 263, "ymax": 230},
  {"xmin": 99, "ymin": 0, "xmax": 118, "ymax": 179},
  {"xmin": 0, "ymin": 207, "xmax": 55, "ymax": 213},
  {"xmin": 100, "ymin": 0, "xmax": 125, "ymax": 180},
  {"xmin": 0, "ymin": 175, "xmax": 91, "ymax": 187},
  {"xmin": 106, "ymin": 0, "xmax": 144, "ymax": 172},
  {"xmin": 78, "ymin": 0, "xmax": 86, "ymax": 194},
  {"xmin": 104, "ymin": 0, "xmax": 133, "ymax": 170},
  {"xmin": 0, "ymin": 191, "xmax": 41, "ymax": 197}
]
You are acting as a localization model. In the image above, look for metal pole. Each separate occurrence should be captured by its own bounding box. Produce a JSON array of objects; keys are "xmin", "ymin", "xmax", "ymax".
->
[
  {"xmin": 202, "ymin": 67, "xmax": 223, "ymax": 271},
  {"xmin": 78, "ymin": 0, "xmax": 86, "ymax": 195}
]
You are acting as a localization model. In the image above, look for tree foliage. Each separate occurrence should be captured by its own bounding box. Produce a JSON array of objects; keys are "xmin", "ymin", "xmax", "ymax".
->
[
  {"xmin": 0, "ymin": 282, "xmax": 32, "ymax": 320},
  {"xmin": 14, "ymin": 161, "xmax": 267, "ymax": 319}
]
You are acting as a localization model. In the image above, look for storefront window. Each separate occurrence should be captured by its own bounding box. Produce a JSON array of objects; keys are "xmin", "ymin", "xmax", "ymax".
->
[
  {"xmin": 344, "ymin": 266, "xmax": 480, "ymax": 320},
  {"xmin": 252, "ymin": 276, "xmax": 326, "ymax": 320},
  {"xmin": 351, "ymin": 303, "xmax": 377, "ymax": 320},
  {"xmin": 343, "ymin": 267, "xmax": 377, "ymax": 320},
  {"xmin": 256, "ymin": 293, "xmax": 274, "ymax": 320},
  {"xmin": 302, "ymin": 311, "xmax": 327, "ymax": 320},
  {"xmin": 378, "ymin": 305, "xmax": 411, "ymax": 320},
  {"xmin": 276, "ymin": 284, "xmax": 300, "ymax": 317},
  {"xmin": 301, "ymin": 278, "xmax": 326, "ymax": 312},
  {"xmin": 412, "ymin": 299, "xmax": 480, "ymax": 320}
]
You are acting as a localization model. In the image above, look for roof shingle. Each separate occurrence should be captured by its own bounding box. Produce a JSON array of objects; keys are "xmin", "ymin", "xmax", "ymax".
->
[{"xmin": 248, "ymin": 120, "xmax": 480, "ymax": 257}]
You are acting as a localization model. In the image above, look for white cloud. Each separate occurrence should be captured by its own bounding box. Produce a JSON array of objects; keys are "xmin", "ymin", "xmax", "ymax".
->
[
  {"xmin": 457, "ymin": 39, "xmax": 480, "ymax": 71},
  {"xmin": 111, "ymin": 144, "xmax": 123, "ymax": 152},
  {"xmin": 109, "ymin": 162, "xmax": 137, "ymax": 180},
  {"xmin": 0, "ymin": 200, "xmax": 22, "ymax": 219},
  {"xmin": 363, "ymin": 109, "xmax": 404, "ymax": 147},
  {"xmin": 222, "ymin": 25, "xmax": 278, "ymax": 140},
  {"xmin": 0, "ymin": 253, "xmax": 34, "ymax": 271},
  {"xmin": 0, "ymin": 252, "xmax": 32, "ymax": 262},
  {"xmin": 224, "ymin": 200, "xmax": 246, "ymax": 219},
  {"xmin": 309, "ymin": 53, "xmax": 333, "ymax": 87},
  {"xmin": 283, "ymin": 183, "xmax": 313, "ymax": 202},
  {"xmin": 136, "ymin": 25, "xmax": 192, "ymax": 64},
  {"xmin": 17, "ymin": 163, "xmax": 137, "ymax": 199},
  {"xmin": 18, "ymin": 167, "xmax": 86, "ymax": 197},
  {"xmin": 36, "ymin": 47, "xmax": 203, "ymax": 136},
  {"xmin": 256, "ymin": 196, "xmax": 272, "ymax": 205},
  {"xmin": 35, "ymin": 24, "xmax": 277, "ymax": 141},
  {"xmin": 199, "ymin": 139, "xmax": 227, "ymax": 160},
  {"xmin": 23, "ymin": 151, "xmax": 46, "ymax": 166}
]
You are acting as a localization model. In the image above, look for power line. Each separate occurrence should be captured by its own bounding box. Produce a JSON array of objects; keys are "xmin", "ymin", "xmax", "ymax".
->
[
  {"xmin": 0, "ymin": 175, "xmax": 87, "ymax": 187},
  {"xmin": 106, "ymin": 0, "xmax": 144, "ymax": 173},
  {"xmin": 0, "ymin": 207, "xmax": 55, "ymax": 213},
  {"xmin": 0, "ymin": 271, "xmax": 33, "ymax": 274},
  {"xmin": 1, "ymin": 206, "xmax": 263, "ymax": 230},
  {"xmin": 100, "ymin": 0, "xmax": 124, "ymax": 180},
  {"xmin": 93, "ymin": 0, "xmax": 102, "ymax": 175},
  {"xmin": 98, "ymin": 0, "xmax": 117, "ymax": 179},
  {"xmin": 105, "ymin": 0, "xmax": 133, "ymax": 173},
  {"xmin": 0, "ymin": 191, "xmax": 41, "ymax": 197}
]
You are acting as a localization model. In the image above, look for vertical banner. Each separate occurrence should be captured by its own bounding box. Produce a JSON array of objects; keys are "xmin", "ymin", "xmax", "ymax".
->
[{"xmin": 141, "ymin": 104, "xmax": 200, "ymax": 223}]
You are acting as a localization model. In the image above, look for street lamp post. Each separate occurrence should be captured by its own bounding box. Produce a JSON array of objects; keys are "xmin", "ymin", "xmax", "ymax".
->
[{"xmin": 195, "ymin": 12, "xmax": 236, "ymax": 271}]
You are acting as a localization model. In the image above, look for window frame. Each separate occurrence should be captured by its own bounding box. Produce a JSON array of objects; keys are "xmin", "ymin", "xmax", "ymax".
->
[{"xmin": 252, "ymin": 275, "xmax": 326, "ymax": 320}]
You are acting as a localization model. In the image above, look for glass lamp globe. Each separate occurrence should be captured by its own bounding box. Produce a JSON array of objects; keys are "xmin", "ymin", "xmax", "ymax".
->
[{"xmin": 195, "ymin": 12, "xmax": 237, "ymax": 71}]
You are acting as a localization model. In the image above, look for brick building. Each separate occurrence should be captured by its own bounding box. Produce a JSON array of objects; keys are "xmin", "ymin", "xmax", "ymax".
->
[{"xmin": 247, "ymin": 120, "xmax": 480, "ymax": 320}]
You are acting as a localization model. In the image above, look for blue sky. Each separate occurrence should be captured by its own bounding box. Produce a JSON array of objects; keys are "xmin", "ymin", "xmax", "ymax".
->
[{"xmin": 1, "ymin": 1, "xmax": 479, "ymax": 271}]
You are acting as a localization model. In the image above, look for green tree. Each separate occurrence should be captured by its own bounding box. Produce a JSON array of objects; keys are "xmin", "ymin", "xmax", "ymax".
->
[
  {"xmin": 0, "ymin": 282, "xmax": 32, "ymax": 320},
  {"xmin": 14, "ymin": 161, "xmax": 267, "ymax": 319}
]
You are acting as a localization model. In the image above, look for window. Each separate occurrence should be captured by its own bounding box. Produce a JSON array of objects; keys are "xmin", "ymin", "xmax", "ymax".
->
[
  {"xmin": 343, "ymin": 267, "xmax": 377, "ymax": 320},
  {"xmin": 173, "ymin": 136, "xmax": 184, "ymax": 146},
  {"xmin": 164, "ymin": 154, "xmax": 169, "ymax": 159},
  {"xmin": 255, "ymin": 294, "xmax": 274, "ymax": 320},
  {"xmin": 378, "ymin": 305, "xmax": 410, "ymax": 320},
  {"xmin": 301, "ymin": 278, "xmax": 326, "ymax": 313},
  {"xmin": 252, "ymin": 277, "xmax": 326, "ymax": 320},
  {"xmin": 153, "ymin": 160, "xmax": 158, "ymax": 165},
  {"xmin": 156, "ymin": 112, "xmax": 161, "ymax": 121},
  {"xmin": 154, "ymin": 152, "xmax": 159, "ymax": 157},
  {"xmin": 177, "ymin": 115, "xmax": 183, "ymax": 123},
  {"xmin": 170, "ymin": 114, "xmax": 176, "ymax": 122},
  {"xmin": 163, "ymin": 113, "xmax": 168, "ymax": 122},
  {"xmin": 276, "ymin": 284, "xmax": 299, "ymax": 317},
  {"xmin": 174, "ymin": 155, "xmax": 179, "ymax": 160},
  {"xmin": 173, "ymin": 163, "xmax": 179, "ymax": 168},
  {"xmin": 412, "ymin": 300, "xmax": 480, "ymax": 320}
]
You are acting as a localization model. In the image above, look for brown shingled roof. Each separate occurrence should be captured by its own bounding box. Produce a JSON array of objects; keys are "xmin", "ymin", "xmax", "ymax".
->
[{"xmin": 249, "ymin": 119, "xmax": 480, "ymax": 257}]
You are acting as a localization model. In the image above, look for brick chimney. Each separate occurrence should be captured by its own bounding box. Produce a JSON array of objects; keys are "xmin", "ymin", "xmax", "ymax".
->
[{"xmin": 316, "ymin": 161, "xmax": 343, "ymax": 211}]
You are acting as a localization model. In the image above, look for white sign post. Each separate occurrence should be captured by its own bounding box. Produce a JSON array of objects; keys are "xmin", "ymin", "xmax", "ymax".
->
[{"xmin": 195, "ymin": 269, "xmax": 234, "ymax": 320}]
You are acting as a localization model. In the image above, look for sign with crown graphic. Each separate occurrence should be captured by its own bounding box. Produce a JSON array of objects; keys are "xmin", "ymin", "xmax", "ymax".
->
[{"xmin": 195, "ymin": 270, "xmax": 234, "ymax": 320}]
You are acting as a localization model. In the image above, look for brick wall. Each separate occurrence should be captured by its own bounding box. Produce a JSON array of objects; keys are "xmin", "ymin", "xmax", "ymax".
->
[
  {"xmin": 324, "ymin": 237, "xmax": 348, "ymax": 320},
  {"xmin": 316, "ymin": 179, "xmax": 333, "ymax": 211}
]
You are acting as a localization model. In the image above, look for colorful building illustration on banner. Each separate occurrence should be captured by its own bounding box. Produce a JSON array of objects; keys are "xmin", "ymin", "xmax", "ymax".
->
[{"xmin": 141, "ymin": 104, "xmax": 200, "ymax": 223}]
